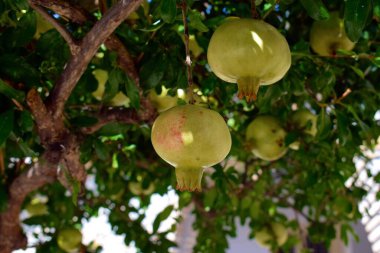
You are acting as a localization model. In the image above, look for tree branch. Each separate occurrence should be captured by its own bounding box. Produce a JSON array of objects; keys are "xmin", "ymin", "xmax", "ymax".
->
[
  {"xmin": 26, "ymin": 89, "xmax": 65, "ymax": 145},
  {"xmin": 34, "ymin": 0, "xmax": 141, "ymax": 87},
  {"xmin": 81, "ymin": 105, "xmax": 156, "ymax": 134},
  {"xmin": 0, "ymin": 152, "xmax": 59, "ymax": 253},
  {"xmin": 29, "ymin": 0, "xmax": 80, "ymax": 55},
  {"xmin": 181, "ymin": 1, "xmax": 195, "ymax": 104},
  {"xmin": 31, "ymin": 0, "xmax": 90, "ymax": 24},
  {"xmin": 46, "ymin": 0, "xmax": 145, "ymax": 121}
]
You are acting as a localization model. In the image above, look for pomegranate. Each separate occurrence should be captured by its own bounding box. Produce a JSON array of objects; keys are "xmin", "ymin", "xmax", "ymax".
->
[
  {"xmin": 246, "ymin": 115, "xmax": 287, "ymax": 161},
  {"xmin": 207, "ymin": 18, "xmax": 291, "ymax": 101},
  {"xmin": 151, "ymin": 105, "xmax": 231, "ymax": 191},
  {"xmin": 310, "ymin": 12, "xmax": 355, "ymax": 56}
]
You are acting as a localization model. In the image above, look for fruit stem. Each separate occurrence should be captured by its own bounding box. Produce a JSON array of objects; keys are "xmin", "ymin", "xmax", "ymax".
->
[
  {"xmin": 237, "ymin": 77, "xmax": 260, "ymax": 102},
  {"xmin": 175, "ymin": 167, "xmax": 204, "ymax": 192},
  {"xmin": 181, "ymin": 1, "xmax": 195, "ymax": 104},
  {"xmin": 251, "ymin": 0, "xmax": 260, "ymax": 19}
]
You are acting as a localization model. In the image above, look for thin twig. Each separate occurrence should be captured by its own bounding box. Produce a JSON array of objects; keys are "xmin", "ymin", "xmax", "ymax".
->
[
  {"xmin": 28, "ymin": 0, "xmax": 80, "ymax": 55},
  {"xmin": 251, "ymin": 0, "xmax": 260, "ymax": 19},
  {"xmin": 81, "ymin": 107, "xmax": 156, "ymax": 134},
  {"xmin": 181, "ymin": 1, "xmax": 195, "ymax": 104}
]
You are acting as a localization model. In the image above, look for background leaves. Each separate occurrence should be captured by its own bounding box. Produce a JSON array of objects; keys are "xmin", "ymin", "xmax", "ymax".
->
[{"xmin": 0, "ymin": 0, "xmax": 379, "ymax": 253}]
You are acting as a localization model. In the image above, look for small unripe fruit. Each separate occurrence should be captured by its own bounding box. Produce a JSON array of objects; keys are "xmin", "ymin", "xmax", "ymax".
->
[
  {"xmin": 57, "ymin": 228, "xmax": 82, "ymax": 253},
  {"xmin": 246, "ymin": 116, "xmax": 287, "ymax": 161},
  {"xmin": 290, "ymin": 109, "xmax": 318, "ymax": 137},
  {"xmin": 207, "ymin": 18, "xmax": 291, "ymax": 101},
  {"xmin": 26, "ymin": 202, "xmax": 48, "ymax": 216},
  {"xmin": 255, "ymin": 223, "xmax": 288, "ymax": 249},
  {"xmin": 151, "ymin": 105, "xmax": 231, "ymax": 191},
  {"xmin": 310, "ymin": 12, "xmax": 355, "ymax": 56}
]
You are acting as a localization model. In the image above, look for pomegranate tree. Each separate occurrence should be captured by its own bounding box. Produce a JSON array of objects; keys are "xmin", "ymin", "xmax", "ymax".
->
[
  {"xmin": 207, "ymin": 18, "xmax": 291, "ymax": 101},
  {"xmin": 151, "ymin": 105, "xmax": 231, "ymax": 191}
]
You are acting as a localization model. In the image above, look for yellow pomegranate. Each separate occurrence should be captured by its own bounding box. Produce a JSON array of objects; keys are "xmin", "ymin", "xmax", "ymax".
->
[
  {"xmin": 207, "ymin": 18, "xmax": 291, "ymax": 101},
  {"xmin": 151, "ymin": 105, "xmax": 231, "ymax": 191},
  {"xmin": 255, "ymin": 223, "xmax": 288, "ymax": 249},
  {"xmin": 310, "ymin": 12, "xmax": 355, "ymax": 56},
  {"xmin": 246, "ymin": 116, "xmax": 287, "ymax": 161},
  {"xmin": 26, "ymin": 202, "xmax": 48, "ymax": 216},
  {"xmin": 57, "ymin": 228, "xmax": 82, "ymax": 253}
]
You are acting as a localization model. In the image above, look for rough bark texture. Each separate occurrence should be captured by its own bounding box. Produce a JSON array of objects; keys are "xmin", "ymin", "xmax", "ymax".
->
[{"xmin": 0, "ymin": 0, "xmax": 149, "ymax": 252}]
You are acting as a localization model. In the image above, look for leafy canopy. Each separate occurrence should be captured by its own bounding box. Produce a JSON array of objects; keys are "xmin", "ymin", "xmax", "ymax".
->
[{"xmin": 0, "ymin": 0, "xmax": 379, "ymax": 252}]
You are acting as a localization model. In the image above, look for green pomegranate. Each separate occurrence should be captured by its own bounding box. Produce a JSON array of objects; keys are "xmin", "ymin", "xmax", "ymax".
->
[
  {"xmin": 151, "ymin": 105, "xmax": 231, "ymax": 191},
  {"xmin": 26, "ymin": 202, "xmax": 48, "ymax": 216},
  {"xmin": 57, "ymin": 228, "xmax": 82, "ymax": 253},
  {"xmin": 246, "ymin": 116, "xmax": 287, "ymax": 161},
  {"xmin": 310, "ymin": 12, "xmax": 355, "ymax": 56},
  {"xmin": 290, "ymin": 109, "xmax": 318, "ymax": 136},
  {"xmin": 207, "ymin": 18, "xmax": 291, "ymax": 101},
  {"xmin": 255, "ymin": 223, "xmax": 288, "ymax": 249}
]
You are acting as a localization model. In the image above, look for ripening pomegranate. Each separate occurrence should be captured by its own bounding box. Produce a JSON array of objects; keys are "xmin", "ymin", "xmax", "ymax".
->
[
  {"xmin": 207, "ymin": 18, "xmax": 291, "ymax": 101},
  {"xmin": 310, "ymin": 12, "xmax": 355, "ymax": 56},
  {"xmin": 246, "ymin": 115, "xmax": 288, "ymax": 161},
  {"xmin": 151, "ymin": 105, "xmax": 231, "ymax": 191},
  {"xmin": 255, "ymin": 222, "xmax": 288, "ymax": 249},
  {"xmin": 290, "ymin": 109, "xmax": 318, "ymax": 137}
]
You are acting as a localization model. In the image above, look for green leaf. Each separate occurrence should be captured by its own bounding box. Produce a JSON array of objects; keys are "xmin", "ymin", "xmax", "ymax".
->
[
  {"xmin": 0, "ymin": 184, "xmax": 7, "ymax": 212},
  {"xmin": 139, "ymin": 20, "xmax": 165, "ymax": 32},
  {"xmin": 103, "ymin": 69, "xmax": 121, "ymax": 102},
  {"xmin": 94, "ymin": 140, "xmax": 110, "ymax": 161},
  {"xmin": 0, "ymin": 110, "xmax": 14, "ymax": 146},
  {"xmin": 0, "ymin": 79, "xmax": 25, "ymax": 101},
  {"xmin": 1, "ymin": 11, "xmax": 36, "ymax": 48},
  {"xmin": 350, "ymin": 66, "xmax": 365, "ymax": 79},
  {"xmin": 152, "ymin": 205, "xmax": 174, "ymax": 233},
  {"xmin": 374, "ymin": 0, "xmax": 380, "ymax": 18},
  {"xmin": 125, "ymin": 77, "xmax": 140, "ymax": 109},
  {"xmin": 189, "ymin": 10, "xmax": 209, "ymax": 32},
  {"xmin": 18, "ymin": 111, "xmax": 33, "ymax": 132},
  {"xmin": 0, "ymin": 54, "xmax": 40, "ymax": 87},
  {"xmin": 160, "ymin": 0, "xmax": 177, "ymax": 24},
  {"xmin": 300, "ymin": 0, "xmax": 330, "ymax": 20},
  {"xmin": 140, "ymin": 54, "xmax": 168, "ymax": 89},
  {"xmin": 344, "ymin": 0, "xmax": 372, "ymax": 42},
  {"xmin": 8, "ymin": 132, "xmax": 37, "ymax": 156},
  {"xmin": 7, "ymin": 0, "xmax": 29, "ymax": 10},
  {"xmin": 316, "ymin": 109, "xmax": 331, "ymax": 140}
]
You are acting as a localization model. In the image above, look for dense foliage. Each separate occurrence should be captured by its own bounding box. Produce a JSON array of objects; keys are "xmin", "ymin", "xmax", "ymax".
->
[{"xmin": 0, "ymin": 0, "xmax": 379, "ymax": 252}]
